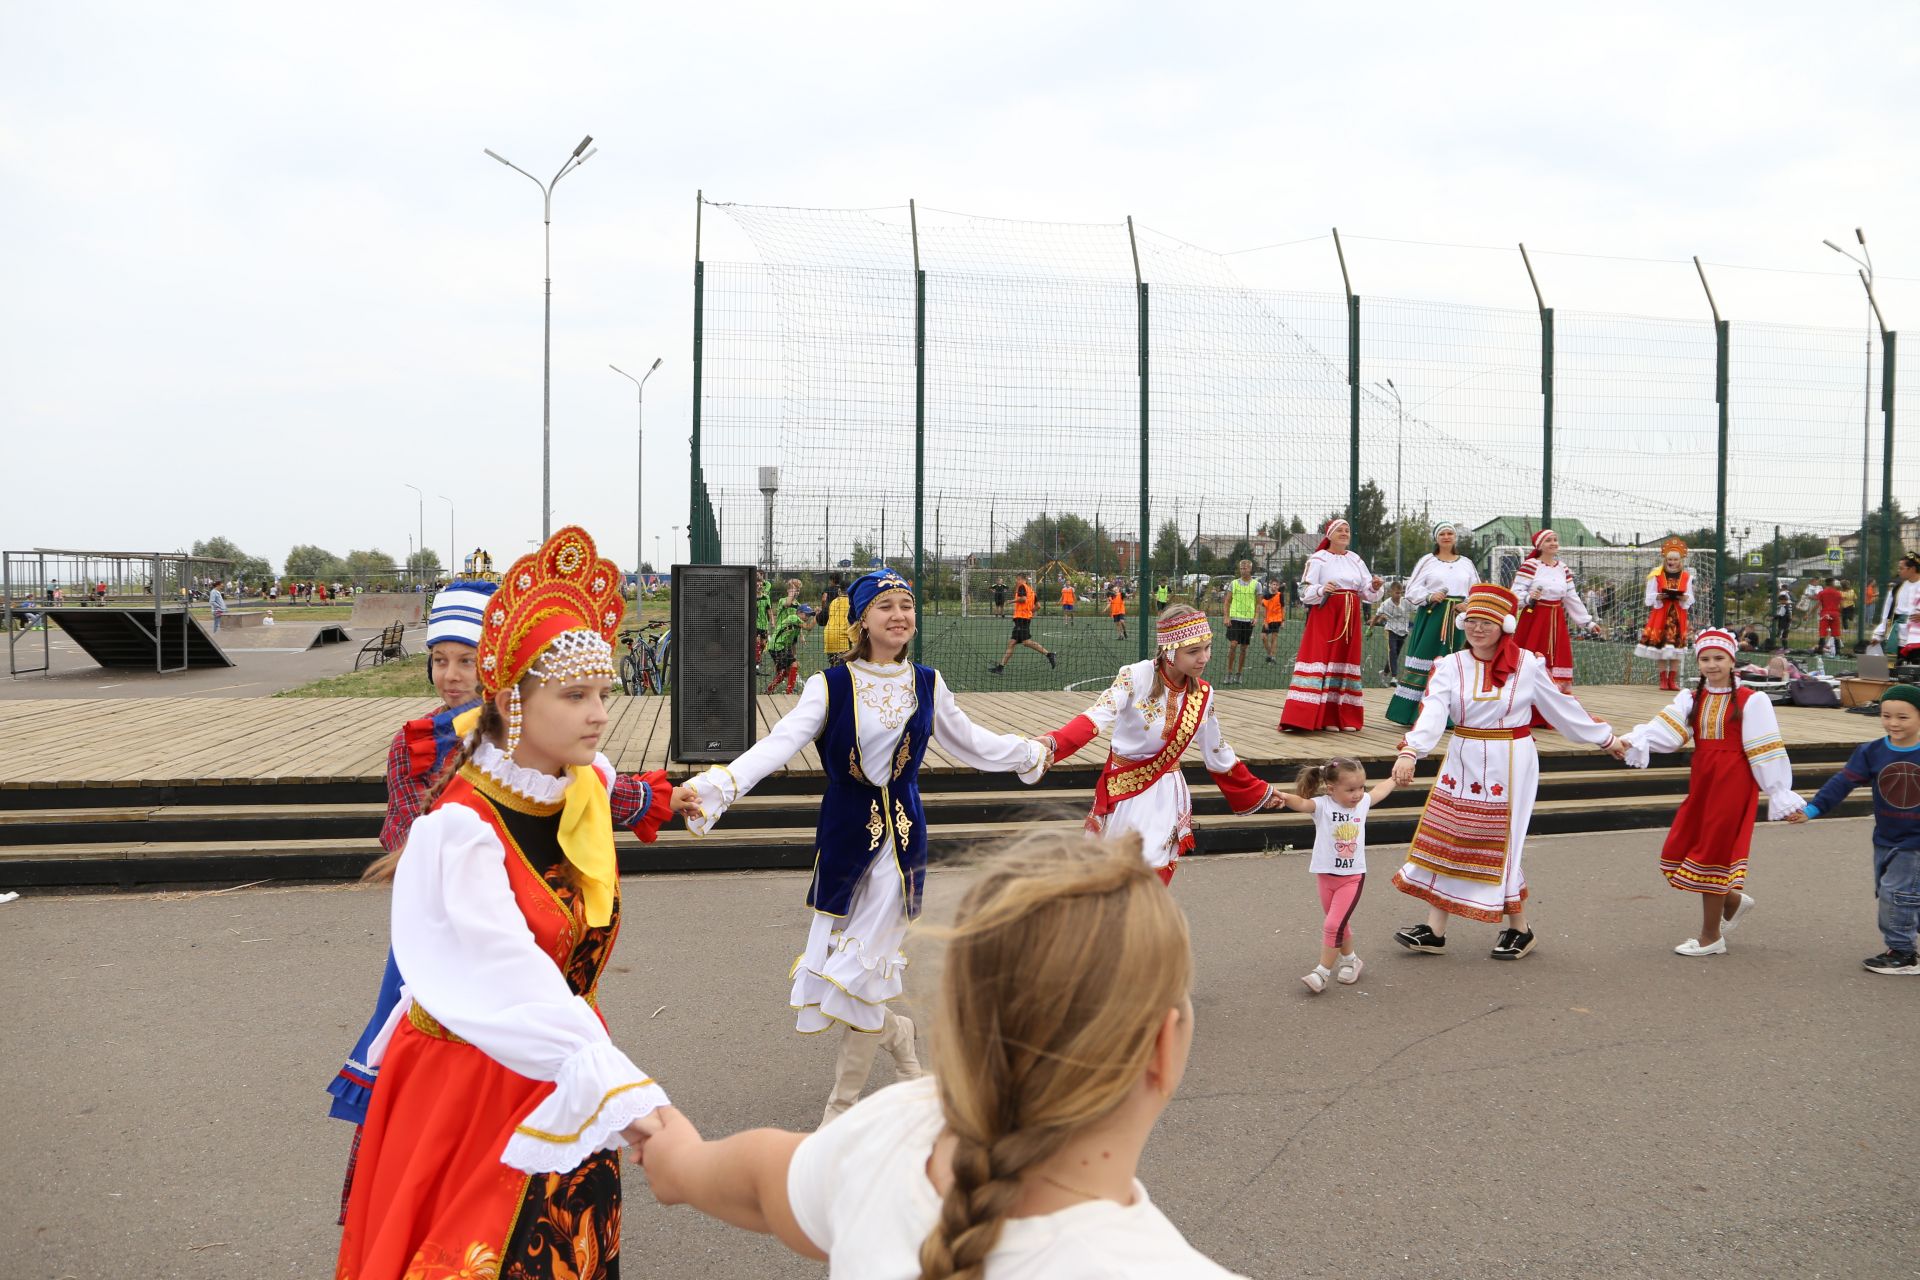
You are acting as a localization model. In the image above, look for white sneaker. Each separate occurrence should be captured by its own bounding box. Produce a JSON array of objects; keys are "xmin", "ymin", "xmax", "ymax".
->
[
  {"xmin": 1722, "ymin": 893, "xmax": 1756, "ymax": 934},
  {"xmin": 1301, "ymin": 965, "xmax": 1330, "ymax": 993},
  {"xmin": 1674, "ymin": 937, "xmax": 1727, "ymax": 957},
  {"xmin": 1335, "ymin": 953, "xmax": 1364, "ymax": 984}
]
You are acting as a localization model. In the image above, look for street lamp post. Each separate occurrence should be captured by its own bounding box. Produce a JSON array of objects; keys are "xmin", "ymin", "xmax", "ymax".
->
[
  {"xmin": 485, "ymin": 135, "xmax": 598, "ymax": 540},
  {"xmin": 611, "ymin": 358, "xmax": 663, "ymax": 582},
  {"xmin": 1375, "ymin": 379, "xmax": 1405, "ymax": 579},
  {"xmin": 404, "ymin": 483, "xmax": 425, "ymax": 585},
  {"xmin": 438, "ymin": 495, "xmax": 455, "ymax": 580},
  {"xmin": 671, "ymin": 525, "xmax": 682, "ymax": 567},
  {"xmin": 1824, "ymin": 228, "xmax": 1874, "ymax": 648}
]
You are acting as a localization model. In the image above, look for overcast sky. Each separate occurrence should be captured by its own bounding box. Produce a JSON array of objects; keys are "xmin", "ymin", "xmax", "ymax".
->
[{"xmin": 4, "ymin": 1, "xmax": 1916, "ymax": 575}]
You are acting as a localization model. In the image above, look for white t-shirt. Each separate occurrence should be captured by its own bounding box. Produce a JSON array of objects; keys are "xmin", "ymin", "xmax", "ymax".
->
[
  {"xmin": 787, "ymin": 1077, "xmax": 1244, "ymax": 1279},
  {"xmin": 1307, "ymin": 793, "xmax": 1371, "ymax": 875}
]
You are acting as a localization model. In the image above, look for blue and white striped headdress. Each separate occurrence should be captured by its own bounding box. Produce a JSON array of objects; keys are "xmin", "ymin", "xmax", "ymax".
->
[{"xmin": 427, "ymin": 580, "xmax": 497, "ymax": 648}]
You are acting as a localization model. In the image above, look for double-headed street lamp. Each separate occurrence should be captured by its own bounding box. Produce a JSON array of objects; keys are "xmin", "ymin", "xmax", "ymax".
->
[
  {"xmin": 485, "ymin": 134, "xmax": 598, "ymax": 540},
  {"xmin": 611, "ymin": 358, "xmax": 664, "ymax": 582}
]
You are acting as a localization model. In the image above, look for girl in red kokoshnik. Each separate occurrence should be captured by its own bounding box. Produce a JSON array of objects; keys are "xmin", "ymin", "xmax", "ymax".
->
[
  {"xmin": 1279, "ymin": 518, "xmax": 1383, "ymax": 733},
  {"xmin": 1618, "ymin": 628, "xmax": 1805, "ymax": 956},
  {"xmin": 1634, "ymin": 537, "xmax": 1695, "ymax": 691},
  {"xmin": 1044, "ymin": 604, "xmax": 1282, "ymax": 885},
  {"xmin": 1389, "ymin": 584, "xmax": 1625, "ymax": 961},
  {"xmin": 338, "ymin": 527, "xmax": 693, "ymax": 1280}
]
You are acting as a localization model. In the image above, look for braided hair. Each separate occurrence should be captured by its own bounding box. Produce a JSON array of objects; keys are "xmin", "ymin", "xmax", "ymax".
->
[{"xmin": 916, "ymin": 831, "xmax": 1192, "ymax": 1280}]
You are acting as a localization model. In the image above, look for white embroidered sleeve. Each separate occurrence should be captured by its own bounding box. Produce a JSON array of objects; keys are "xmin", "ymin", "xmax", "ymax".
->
[
  {"xmin": 1643, "ymin": 575, "xmax": 1661, "ymax": 609},
  {"xmin": 686, "ymin": 673, "xmax": 829, "ymax": 834},
  {"xmin": 933, "ymin": 673, "xmax": 1047, "ymax": 783},
  {"xmin": 1561, "ymin": 575, "xmax": 1595, "ymax": 628},
  {"xmin": 1740, "ymin": 695, "xmax": 1804, "ymax": 818},
  {"xmin": 1621, "ymin": 690, "xmax": 1693, "ymax": 769},
  {"xmin": 1298, "ymin": 554, "xmax": 1328, "ymax": 606},
  {"xmin": 1400, "ymin": 654, "xmax": 1457, "ymax": 759},
  {"xmin": 1527, "ymin": 657, "xmax": 1612, "ymax": 746},
  {"xmin": 390, "ymin": 806, "xmax": 670, "ymax": 1174},
  {"xmin": 1197, "ymin": 694, "xmax": 1239, "ymax": 772}
]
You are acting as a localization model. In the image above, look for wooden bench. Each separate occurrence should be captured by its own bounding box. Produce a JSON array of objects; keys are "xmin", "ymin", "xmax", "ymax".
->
[{"xmin": 354, "ymin": 622, "xmax": 407, "ymax": 670}]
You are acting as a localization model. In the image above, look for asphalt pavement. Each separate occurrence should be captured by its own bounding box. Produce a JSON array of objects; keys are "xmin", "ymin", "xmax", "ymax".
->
[{"xmin": 4, "ymin": 821, "xmax": 1914, "ymax": 1279}]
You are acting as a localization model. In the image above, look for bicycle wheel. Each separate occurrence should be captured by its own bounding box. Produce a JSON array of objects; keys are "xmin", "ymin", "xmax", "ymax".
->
[{"xmin": 620, "ymin": 654, "xmax": 643, "ymax": 696}]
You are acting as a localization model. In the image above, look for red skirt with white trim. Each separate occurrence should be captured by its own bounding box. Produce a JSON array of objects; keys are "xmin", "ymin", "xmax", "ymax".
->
[{"xmin": 1279, "ymin": 591, "xmax": 1365, "ymax": 732}]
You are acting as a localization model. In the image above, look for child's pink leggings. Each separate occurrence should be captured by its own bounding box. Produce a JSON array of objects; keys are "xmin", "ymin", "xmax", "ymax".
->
[{"xmin": 1317, "ymin": 872, "xmax": 1365, "ymax": 948}]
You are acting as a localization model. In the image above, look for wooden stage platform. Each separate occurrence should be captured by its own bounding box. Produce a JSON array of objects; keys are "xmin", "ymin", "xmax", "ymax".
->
[{"xmin": 0, "ymin": 686, "xmax": 1883, "ymax": 791}]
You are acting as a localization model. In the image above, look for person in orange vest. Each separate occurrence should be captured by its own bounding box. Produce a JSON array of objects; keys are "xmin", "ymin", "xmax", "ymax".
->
[
  {"xmin": 1108, "ymin": 582, "xmax": 1128, "ymax": 640},
  {"xmin": 1260, "ymin": 576, "xmax": 1287, "ymax": 665},
  {"xmin": 1059, "ymin": 580, "xmax": 1078, "ymax": 625},
  {"xmin": 989, "ymin": 575, "xmax": 1056, "ymax": 675}
]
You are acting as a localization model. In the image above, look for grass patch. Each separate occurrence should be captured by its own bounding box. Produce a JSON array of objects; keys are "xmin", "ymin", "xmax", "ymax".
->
[{"xmin": 277, "ymin": 654, "xmax": 434, "ymax": 698}]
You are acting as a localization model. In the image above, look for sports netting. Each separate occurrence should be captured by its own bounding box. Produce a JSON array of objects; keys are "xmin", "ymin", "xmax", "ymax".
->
[{"xmin": 692, "ymin": 199, "xmax": 1901, "ymax": 692}]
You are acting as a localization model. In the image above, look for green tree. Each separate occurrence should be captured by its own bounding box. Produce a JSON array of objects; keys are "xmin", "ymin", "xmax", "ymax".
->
[
  {"xmin": 407, "ymin": 548, "xmax": 444, "ymax": 580},
  {"xmin": 1150, "ymin": 520, "xmax": 1183, "ymax": 576},
  {"xmin": 192, "ymin": 536, "xmax": 270, "ymax": 584},
  {"xmin": 849, "ymin": 538, "xmax": 878, "ymax": 568},
  {"xmin": 344, "ymin": 548, "xmax": 396, "ymax": 586},
  {"xmin": 284, "ymin": 544, "xmax": 342, "ymax": 580},
  {"xmin": 1328, "ymin": 480, "xmax": 1391, "ymax": 563}
]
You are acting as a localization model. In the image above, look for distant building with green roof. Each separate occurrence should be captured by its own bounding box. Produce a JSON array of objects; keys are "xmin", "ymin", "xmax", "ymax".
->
[{"xmin": 1471, "ymin": 515, "xmax": 1607, "ymax": 549}]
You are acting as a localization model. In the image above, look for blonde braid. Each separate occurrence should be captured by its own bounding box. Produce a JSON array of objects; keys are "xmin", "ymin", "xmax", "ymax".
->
[{"xmin": 916, "ymin": 831, "xmax": 1191, "ymax": 1280}]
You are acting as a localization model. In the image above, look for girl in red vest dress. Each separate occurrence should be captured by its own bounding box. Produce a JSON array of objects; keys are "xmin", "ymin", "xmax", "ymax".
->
[
  {"xmin": 1619, "ymin": 628, "xmax": 1805, "ymax": 956},
  {"xmin": 1279, "ymin": 519, "xmax": 1383, "ymax": 732},
  {"xmin": 338, "ymin": 527, "xmax": 688, "ymax": 1280},
  {"xmin": 1043, "ymin": 604, "xmax": 1281, "ymax": 885},
  {"xmin": 1634, "ymin": 538, "xmax": 1695, "ymax": 691}
]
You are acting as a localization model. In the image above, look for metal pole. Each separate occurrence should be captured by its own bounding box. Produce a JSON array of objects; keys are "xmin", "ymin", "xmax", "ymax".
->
[
  {"xmin": 1128, "ymin": 216, "xmax": 1151, "ymax": 660},
  {"xmin": 1333, "ymin": 228, "xmax": 1359, "ymax": 526},
  {"xmin": 1825, "ymin": 230, "xmax": 1874, "ymax": 647},
  {"xmin": 1692, "ymin": 256, "xmax": 1730, "ymax": 629},
  {"xmin": 439, "ymin": 495, "xmax": 455, "ymax": 580},
  {"xmin": 911, "ymin": 199, "xmax": 925, "ymax": 663},
  {"xmin": 1520, "ymin": 244, "xmax": 1553, "ymax": 530}
]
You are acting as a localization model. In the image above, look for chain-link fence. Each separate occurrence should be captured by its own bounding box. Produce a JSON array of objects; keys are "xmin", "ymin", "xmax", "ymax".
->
[{"xmin": 689, "ymin": 201, "xmax": 1904, "ymax": 692}]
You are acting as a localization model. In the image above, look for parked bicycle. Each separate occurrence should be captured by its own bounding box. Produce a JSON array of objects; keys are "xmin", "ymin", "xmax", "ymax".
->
[{"xmin": 619, "ymin": 620, "xmax": 671, "ymax": 695}]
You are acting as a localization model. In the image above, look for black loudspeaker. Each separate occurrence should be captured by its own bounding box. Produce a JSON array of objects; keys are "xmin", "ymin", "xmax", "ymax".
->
[{"xmin": 669, "ymin": 563, "xmax": 758, "ymax": 762}]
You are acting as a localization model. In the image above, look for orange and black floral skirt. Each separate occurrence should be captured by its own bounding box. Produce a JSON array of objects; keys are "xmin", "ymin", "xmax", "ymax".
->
[{"xmin": 336, "ymin": 1019, "xmax": 622, "ymax": 1280}]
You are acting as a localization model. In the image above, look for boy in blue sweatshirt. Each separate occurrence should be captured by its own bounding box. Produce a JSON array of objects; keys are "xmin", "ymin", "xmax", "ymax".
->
[{"xmin": 1789, "ymin": 683, "xmax": 1920, "ymax": 974}]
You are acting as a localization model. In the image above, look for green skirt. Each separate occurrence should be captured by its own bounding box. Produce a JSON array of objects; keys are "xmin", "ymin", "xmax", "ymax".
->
[{"xmin": 1385, "ymin": 598, "xmax": 1468, "ymax": 726}]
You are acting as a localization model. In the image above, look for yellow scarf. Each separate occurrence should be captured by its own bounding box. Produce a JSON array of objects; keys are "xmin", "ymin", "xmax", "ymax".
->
[
  {"xmin": 558, "ymin": 764, "xmax": 618, "ymax": 927},
  {"xmin": 458, "ymin": 706, "xmax": 618, "ymax": 927}
]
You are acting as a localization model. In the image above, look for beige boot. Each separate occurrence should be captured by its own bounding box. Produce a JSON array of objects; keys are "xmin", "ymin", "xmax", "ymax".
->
[
  {"xmin": 878, "ymin": 1010, "xmax": 924, "ymax": 1079},
  {"xmin": 820, "ymin": 1026, "xmax": 883, "ymax": 1127}
]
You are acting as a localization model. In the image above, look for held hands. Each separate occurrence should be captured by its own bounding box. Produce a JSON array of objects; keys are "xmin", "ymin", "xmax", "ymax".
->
[
  {"xmin": 1370, "ymin": 576, "xmax": 1384, "ymax": 592},
  {"xmin": 620, "ymin": 1106, "xmax": 671, "ymax": 1164},
  {"xmin": 1603, "ymin": 736, "xmax": 1630, "ymax": 761},
  {"xmin": 1784, "ymin": 805, "xmax": 1810, "ymax": 824},
  {"xmin": 627, "ymin": 1106, "xmax": 698, "ymax": 1200},
  {"xmin": 1391, "ymin": 755, "xmax": 1416, "ymax": 787},
  {"xmin": 668, "ymin": 783, "xmax": 705, "ymax": 818}
]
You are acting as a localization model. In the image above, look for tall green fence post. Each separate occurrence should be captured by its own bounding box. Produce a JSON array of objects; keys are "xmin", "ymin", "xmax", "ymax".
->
[
  {"xmin": 1520, "ymin": 245, "xmax": 1552, "ymax": 530},
  {"xmin": 1128, "ymin": 217, "xmax": 1152, "ymax": 662},
  {"xmin": 1333, "ymin": 229, "xmax": 1359, "ymax": 528},
  {"xmin": 910, "ymin": 201, "xmax": 925, "ymax": 663},
  {"xmin": 1879, "ymin": 326, "xmax": 1897, "ymax": 629},
  {"xmin": 691, "ymin": 195, "xmax": 706, "ymax": 564},
  {"xmin": 1694, "ymin": 258, "xmax": 1729, "ymax": 628}
]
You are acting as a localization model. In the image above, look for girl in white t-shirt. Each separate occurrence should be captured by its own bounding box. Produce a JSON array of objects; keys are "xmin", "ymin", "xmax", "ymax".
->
[
  {"xmin": 632, "ymin": 831, "xmax": 1245, "ymax": 1280},
  {"xmin": 1270, "ymin": 757, "xmax": 1397, "ymax": 993}
]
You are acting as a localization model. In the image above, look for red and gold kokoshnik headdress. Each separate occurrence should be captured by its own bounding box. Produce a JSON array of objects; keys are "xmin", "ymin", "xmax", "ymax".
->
[
  {"xmin": 478, "ymin": 525, "xmax": 624, "ymax": 697},
  {"xmin": 1157, "ymin": 609, "xmax": 1213, "ymax": 652}
]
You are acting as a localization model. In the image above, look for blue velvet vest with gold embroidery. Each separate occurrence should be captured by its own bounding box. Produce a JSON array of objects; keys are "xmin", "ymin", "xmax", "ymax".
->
[{"xmin": 808, "ymin": 662, "xmax": 936, "ymax": 920}]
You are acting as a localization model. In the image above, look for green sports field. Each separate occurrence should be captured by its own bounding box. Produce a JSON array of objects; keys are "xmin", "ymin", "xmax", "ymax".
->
[{"xmin": 797, "ymin": 610, "xmax": 1648, "ymax": 695}]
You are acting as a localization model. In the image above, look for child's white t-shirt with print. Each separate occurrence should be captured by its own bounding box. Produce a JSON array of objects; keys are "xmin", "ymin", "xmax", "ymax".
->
[
  {"xmin": 786, "ymin": 1076, "xmax": 1245, "ymax": 1279},
  {"xmin": 1307, "ymin": 793, "xmax": 1370, "ymax": 875}
]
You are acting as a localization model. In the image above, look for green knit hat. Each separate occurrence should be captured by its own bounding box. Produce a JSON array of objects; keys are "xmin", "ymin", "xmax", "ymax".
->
[{"xmin": 1882, "ymin": 684, "xmax": 1920, "ymax": 711}]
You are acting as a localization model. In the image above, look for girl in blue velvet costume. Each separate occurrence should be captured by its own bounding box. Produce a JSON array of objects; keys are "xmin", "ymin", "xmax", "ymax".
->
[{"xmin": 685, "ymin": 569, "xmax": 1054, "ymax": 1123}]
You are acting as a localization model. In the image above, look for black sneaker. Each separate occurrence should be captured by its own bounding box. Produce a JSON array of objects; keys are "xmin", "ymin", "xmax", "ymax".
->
[
  {"xmin": 1045, "ymin": 652, "xmax": 1057, "ymax": 669},
  {"xmin": 1393, "ymin": 923, "xmax": 1446, "ymax": 953},
  {"xmin": 1862, "ymin": 949, "xmax": 1920, "ymax": 975},
  {"xmin": 987, "ymin": 664, "xmax": 1005, "ymax": 675},
  {"xmin": 1490, "ymin": 928, "xmax": 1537, "ymax": 961}
]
